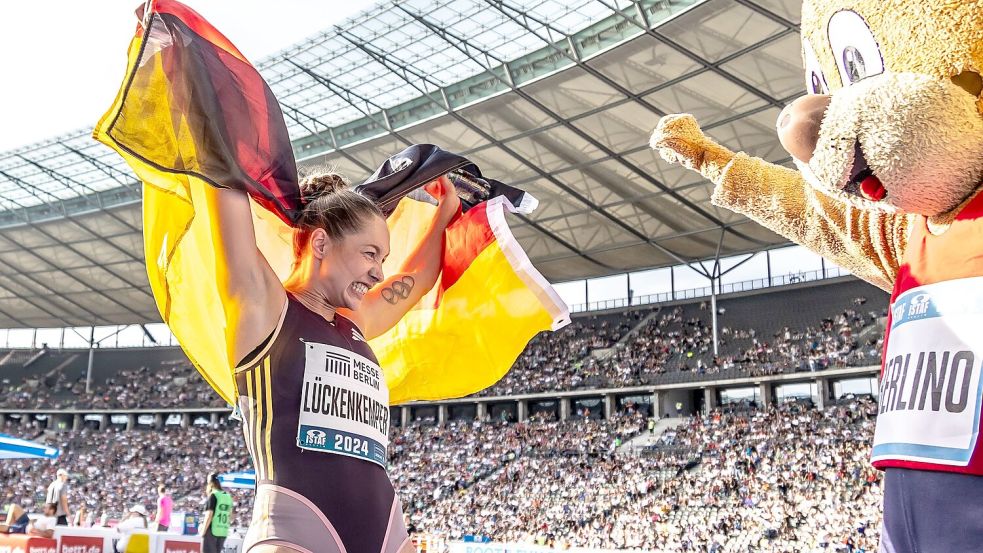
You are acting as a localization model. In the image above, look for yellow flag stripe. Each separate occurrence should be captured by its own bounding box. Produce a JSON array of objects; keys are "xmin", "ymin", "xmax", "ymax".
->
[
  {"xmin": 375, "ymin": 245, "xmax": 555, "ymax": 404},
  {"xmin": 484, "ymin": 196, "xmax": 569, "ymax": 331},
  {"xmin": 371, "ymin": 197, "xmax": 569, "ymax": 404}
]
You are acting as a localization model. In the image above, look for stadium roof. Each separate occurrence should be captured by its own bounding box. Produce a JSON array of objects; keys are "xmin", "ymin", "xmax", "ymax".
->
[{"xmin": 0, "ymin": 0, "xmax": 801, "ymax": 328}]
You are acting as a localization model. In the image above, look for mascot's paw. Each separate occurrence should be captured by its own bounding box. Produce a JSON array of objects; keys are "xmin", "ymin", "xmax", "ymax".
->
[{"xmin": 651, "ymin": 114, "xmax": 736, "ymax": 184}]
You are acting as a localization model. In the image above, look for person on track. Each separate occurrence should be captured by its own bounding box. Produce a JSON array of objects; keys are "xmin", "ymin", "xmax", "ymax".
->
[{"xmin": 199, "ymin": 474, "xmax": 232, "ymax": 553}]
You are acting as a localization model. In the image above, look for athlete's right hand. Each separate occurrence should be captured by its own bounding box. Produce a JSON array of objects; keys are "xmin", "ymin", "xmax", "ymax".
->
[{"xmin": 426, "ymin": 175, "xmax": 461, "ymax": 228}]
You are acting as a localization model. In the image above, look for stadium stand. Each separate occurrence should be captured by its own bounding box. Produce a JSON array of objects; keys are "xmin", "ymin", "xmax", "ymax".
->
[
  {"xmin": 398, "ymin": 399, "xmax": 882, "ymax": 551},
  {"xmin": 0, "ymin": 399, "xmax": 881, "ymax": 550},
  {"xmin": 0, "ymin": 353, "xmax": 223, "ymax": 410},
  {"xmin": 0, "ymin": 419, "xmax": 251, "ymax": 526},
  {"xmin": 484, "ymin": 279, "xmax": 887, "ymax": 395},
  {"xmin": 0, "ymin": 279, "xmax": 887, "ymax": 410},
  {"xmin": 0, "ymin": 283, "xmax": 886, "ymax": 546}
]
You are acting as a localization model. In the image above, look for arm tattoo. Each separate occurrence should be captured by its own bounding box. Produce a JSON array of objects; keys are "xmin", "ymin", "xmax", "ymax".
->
[{"xmin": 381, "ymin": 276, "xmax": 415, "ymax": 304}]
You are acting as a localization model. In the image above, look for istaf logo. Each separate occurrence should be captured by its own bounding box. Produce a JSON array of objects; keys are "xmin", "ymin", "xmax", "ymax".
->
[
  {"xmin": 305, "ymin": 428, "xmax": 327, "ymax": 446},
  {"xmin": 908, "ymin": 293, "xmax": 931, "ymax": 317}
]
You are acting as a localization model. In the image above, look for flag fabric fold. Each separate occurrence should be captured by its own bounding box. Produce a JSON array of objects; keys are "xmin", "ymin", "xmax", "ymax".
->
[
  {"xmin": 356, "ymin": 143, "xmax": 537, "ymax": 216},
  {"xmin": 375, "ymin": 193, "xmax": 568, "ymax": 403},
  {"xmin": 94, "ymin": 0, "xmax": 569, "ymax": 406}
]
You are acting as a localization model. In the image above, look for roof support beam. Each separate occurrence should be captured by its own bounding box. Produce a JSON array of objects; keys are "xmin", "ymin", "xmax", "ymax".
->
[
  {"xmin": 600, "ymin": 0, "xmax": 790, "ymax": 111},
  {"xmin": 0, "ymin": 281, "xmax": 39, "ymax": 327},
  {"xmin": 335, "ymin": 28, "xmax": 697, "ymax": 269},
  {"xmin": 140, "ymin": 324, "xmax": 158, "ymax": 345},
  {"xmin": 61, "ymin": 144, "xmax": 141, "ymax": 194},
  {"xmin": 451, "ymin": 39, "xmax": 798, "ymax": 164},
  {"xmin": 483, "ymin": 110, "xmax": 797, "ymax": 193},
  {"xmin": 0, "ymin": 265, "xmax": 105, "ymax": 325},
  {"xmin": 278, "ymin": 103, "xmax": 623, "ymax": 273},
  {"xmin": 542, "ymin": 223, "xmax": 762, "ymax": 261},
  {"xmin": 536, "ymin": 240, "xmax": 781, "ymax": 283},
  {"xmin": 288, "ymin": 59, "xmax": 617, "ymax": 271},
  {"xmin": 19, "ymin": 156, "xmax": 145, "ymax": 237},
  {"xmin": 484, "ymin": 0, "xmax": 668, "ymax": 115},
  {"xmin": 734, "ymin": 0, "xmax": 801, "ymax": 31},
  {"xmin": 399, "ymin": 4, "xmax": 730, "ymax": 252},
  {"xmin": 0, "ymin": 171, "xmax": 152, "ymax": 323},
  {"xmin": 0, "ymin": 168, "xmax": 153, "ymax": 304},
  {"xmin": 280, "ymin": 103, "xmax": 378, "ymax": 175},
  {"xmin": 289, "ymin": 16, "xmax": 794, "ymax": 167}
]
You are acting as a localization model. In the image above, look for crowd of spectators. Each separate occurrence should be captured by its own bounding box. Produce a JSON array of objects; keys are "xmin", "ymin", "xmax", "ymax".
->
[
  {"xmin": 403, "ymin": 399, "xmax": 882, "ymax": 552},
  {"xmin": 391, "ymin": 412, "xmax": 646, "ymax": 514},
  {"xmin": 620, "ymin": 399, "xmax": 882, "ymax": 552},
  {"xmin": 0, "ymin": 288, "xmax": 886, "ymax": 408},
  {"xmin": 484, "ymin": 296, "xmax": 885, "ymax": 395},
  {"xmin": 716, "ymin": 298, "xmax": 884, "ymax": 376},
  {"xmin": 0, "ymin": 398, "xmax": 883, "ymax": 551},
  {"xmin": 480, "ymin": 313, "xmax": 641, "ymax": 395},
  {"xmin": 0, "ymin": 419, "xmax": 251, "ymax": 527},
  {"xmin": 0, "ymin": 362, "xmax": 226, "ymax": 410}
]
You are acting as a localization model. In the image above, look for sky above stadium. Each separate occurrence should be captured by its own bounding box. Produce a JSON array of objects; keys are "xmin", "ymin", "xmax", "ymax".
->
[{"xmin": 0, "ymin": 0, "xmax": 379, "ymax": 152}]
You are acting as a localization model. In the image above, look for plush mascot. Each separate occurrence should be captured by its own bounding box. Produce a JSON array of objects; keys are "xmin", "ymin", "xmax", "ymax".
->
[{"xmin": 651, "ymin": 1, "xmax": 983, "ymax": 550}]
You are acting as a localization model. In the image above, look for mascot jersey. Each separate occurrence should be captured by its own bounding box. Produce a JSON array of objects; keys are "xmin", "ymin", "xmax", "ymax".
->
[{"xmin": 872, "ymin": 190, "xmax": 983, "ymax": 475}]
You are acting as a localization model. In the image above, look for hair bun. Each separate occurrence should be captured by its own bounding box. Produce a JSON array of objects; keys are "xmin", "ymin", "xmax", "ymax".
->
[{"xmin": 300, "ymin": 170, "xmax": 350, "ymax": 204}]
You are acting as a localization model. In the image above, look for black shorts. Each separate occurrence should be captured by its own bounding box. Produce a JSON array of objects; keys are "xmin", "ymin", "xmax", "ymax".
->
[
  {"xmin": 203, "ymin": 533, "xmax": 226, "ymax": 553},
  {"xmin": 880, "ymin": 468, "xmax": 983, "ymax": 552}
]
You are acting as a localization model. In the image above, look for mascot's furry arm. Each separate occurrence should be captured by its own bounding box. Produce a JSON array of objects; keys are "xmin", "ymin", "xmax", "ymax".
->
[{"xmin": 651, "ymin": 114, "xmax": 914, "ymax": 292}]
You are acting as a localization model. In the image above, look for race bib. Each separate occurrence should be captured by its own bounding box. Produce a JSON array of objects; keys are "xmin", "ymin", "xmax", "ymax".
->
[
  {"xmin": 297, "ymin": 341, "xmax": 390, "ymax": 467},
  {"xmin": 872, "ymin": 277, "xmax": 983, "ymax": 466}
]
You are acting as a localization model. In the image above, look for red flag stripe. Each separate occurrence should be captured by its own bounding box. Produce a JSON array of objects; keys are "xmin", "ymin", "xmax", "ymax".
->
[{"xmin": 440, "ymin": 202, "xmax": 496, "ymax": 292}]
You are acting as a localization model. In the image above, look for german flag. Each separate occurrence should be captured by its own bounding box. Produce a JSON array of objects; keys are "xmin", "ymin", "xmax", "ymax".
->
[
  {"xmin": 94, "ymin": 0, "xmax": 568, "ymax": 405},
  {"xmin": 372, "ymin": 188, "xmax": 568, "ymax": 403}
]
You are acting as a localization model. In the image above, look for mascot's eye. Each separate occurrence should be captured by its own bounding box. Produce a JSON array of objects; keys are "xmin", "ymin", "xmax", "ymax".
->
[
  {"xmin": 803, "ymin": 41, "xmax": 828, "ymax": 94},
  {"xmin": 842, "ymin": 46, "xmax": 866, "ymax": 81},
  {"xmin": 827, "ymin": 10, "xmax": 884, "ymax": 85}
]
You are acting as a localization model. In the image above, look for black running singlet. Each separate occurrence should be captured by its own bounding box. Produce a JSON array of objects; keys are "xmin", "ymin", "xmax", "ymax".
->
[{"xmin": 236, "ymin": 295, "xmax": 408, "ymax": 553}]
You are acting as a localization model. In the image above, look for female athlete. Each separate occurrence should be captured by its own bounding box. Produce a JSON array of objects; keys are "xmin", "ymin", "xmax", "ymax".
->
[{"xmin": 207, "ymin": 169, "xmax": 459, "ymax": 553}]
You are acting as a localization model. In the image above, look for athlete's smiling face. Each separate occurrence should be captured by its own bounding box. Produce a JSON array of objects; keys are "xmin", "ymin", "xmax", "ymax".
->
[{"xmin": 312, "ymin": 214, "xmax": 390, "ymax": 311}]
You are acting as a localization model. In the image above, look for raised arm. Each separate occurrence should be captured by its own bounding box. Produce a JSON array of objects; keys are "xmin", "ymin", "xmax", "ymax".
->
[
  {"xmin": 652, "ymin": 114, "xmax": 912, "ymax": 292},
  {"xmin": 343, "ymin": 177, "xmax": 460, "ymax": 339},
  {"xmin": 200, "ymin": 185, "xmax": 286, "ymax": 365}
]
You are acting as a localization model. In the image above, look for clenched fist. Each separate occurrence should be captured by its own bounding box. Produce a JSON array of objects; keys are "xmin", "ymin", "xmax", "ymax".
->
[{"xmin": 650, "ymin": 114, "xmax": 737, "ymax": 185}]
